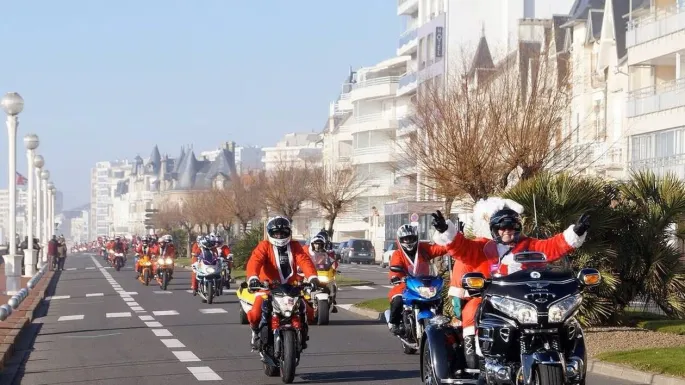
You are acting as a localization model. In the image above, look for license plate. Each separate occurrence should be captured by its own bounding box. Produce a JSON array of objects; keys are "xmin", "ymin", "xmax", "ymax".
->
[{"xmin": 358, "ymin": 253, "xmax": 368, "ymax": 256}]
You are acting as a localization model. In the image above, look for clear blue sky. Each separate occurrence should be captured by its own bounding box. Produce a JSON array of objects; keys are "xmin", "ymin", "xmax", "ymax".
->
[{"xmin": 0, "ymin": 0, "xmax": 400, "ymax": 209}]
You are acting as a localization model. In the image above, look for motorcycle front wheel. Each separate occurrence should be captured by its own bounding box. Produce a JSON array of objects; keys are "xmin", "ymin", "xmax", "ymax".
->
[
  {"xmin": 207, "ymin": 283, "xmax": 214, "ymax": 304},
  {"xmin": 161, "ymin": 270, "xmax": 169, "ymax": 290},
  {"xmin": 280, "ymin": 329, "xmax": 298, "ymax": 384},
  {"xmin": 535, "ymin": 365, "xmax": 564, "ymax": 385}
]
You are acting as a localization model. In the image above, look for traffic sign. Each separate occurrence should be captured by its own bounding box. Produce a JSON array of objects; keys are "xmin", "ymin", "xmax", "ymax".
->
[{"xmin": 410, "ymin": 212, "xmax": 419, "ymax": 222}]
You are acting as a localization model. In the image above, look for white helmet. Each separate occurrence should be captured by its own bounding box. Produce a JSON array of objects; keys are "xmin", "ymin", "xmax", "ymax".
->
[{"xmin": 266, "ymin": 216, "xmax": 292, "ymax": 247}]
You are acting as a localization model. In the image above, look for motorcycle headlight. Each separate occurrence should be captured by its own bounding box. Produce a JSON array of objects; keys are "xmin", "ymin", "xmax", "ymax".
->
[
  {"xmin": 142, "ymin": 261, "xmax": 152, "ymax": 266},
  {"xmin": 273, "ymin": 296, "xmax": 296, "ymax": 313},
  {"xmin": 165, "ymin": 258, "xmax": 173, "ymax": 264},
  {"xmin": 491, "ymin": 296, "xmax": 538, "ymax": 324},
  {"xmin": 548, "ymin": 294, "xmax": 582, "ymax": 323},
  {"xmin": 417, "ymin": 286, "xmax": 438, "ymax": 299},
  {"xmin": 284, "ymin": 310, "xmax": 292, "ymax": 317},
  {"xmin": 318, "ymin": 276, "xmax": 329, "ymax": 283},
  {"xmin": 205, "ymin": 267, "xmax": 216, "ymax": 274}
]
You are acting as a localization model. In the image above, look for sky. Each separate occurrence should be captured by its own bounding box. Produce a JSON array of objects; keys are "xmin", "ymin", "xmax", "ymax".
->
[{"xmin": 0, "ymin": 0, "xmax": 400, "ymax": 209}]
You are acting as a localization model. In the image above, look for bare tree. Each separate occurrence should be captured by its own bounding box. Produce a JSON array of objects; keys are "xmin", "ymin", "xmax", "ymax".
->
[
  {"xmin": 263, "ymin": 160, "xmax": 312, "ymax": 219},
  {"xmin": 213, "ymin": 173, "xmax": 264, "ymax": 234},
  {"xmin": 402, "ymin": 41, "xmax": 573, "ymax": 209},
  {"xmin": 311, "ymin": 164, "xmax": 367, "ymax": 236}
]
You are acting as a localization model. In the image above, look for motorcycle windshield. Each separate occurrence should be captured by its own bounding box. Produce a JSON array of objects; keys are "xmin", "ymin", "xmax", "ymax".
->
[
  {"xmin": 199, "ymin": 251, "xmax": 218, "ymax": 265},
  {"xmin": 312, "ymin": 254, "xmax": 332, "ymax": 270}
]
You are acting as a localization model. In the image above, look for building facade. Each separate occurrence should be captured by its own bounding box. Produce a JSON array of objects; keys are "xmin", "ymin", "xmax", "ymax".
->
[{"xmin": 261, "ymin": 133, "xmax": 323, "ymax": 171}]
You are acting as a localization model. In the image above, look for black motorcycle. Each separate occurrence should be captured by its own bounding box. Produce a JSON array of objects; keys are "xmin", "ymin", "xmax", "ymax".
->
[{"xmin": 421, "ymin": 251, "xmax": 601, "ymax": 385}]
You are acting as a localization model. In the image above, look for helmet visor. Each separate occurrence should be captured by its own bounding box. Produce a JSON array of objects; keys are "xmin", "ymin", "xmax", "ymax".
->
[
  {"xmin": 399, "ymin": 235, "xmax": 418, "ymax": 247},
  {"xmin": 492, "ymin": 217, "xmax": 522, "ymax": 231},
  {"xmin": 269, "ymin": 228, "xmax": 291, "ymax": 239}
]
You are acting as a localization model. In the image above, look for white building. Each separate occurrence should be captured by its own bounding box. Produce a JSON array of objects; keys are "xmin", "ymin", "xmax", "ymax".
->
[
  {"xmin": 262, "ymin": 133, "xmax": 323, "ymax": 171},
  {"xmin": 235, "ymin": 146, "xmax": 264, "ymax": 174},
  {"xmin": 0, "ymin": 187, "xmax": 28, "ymax": 242},
  {"xmin": 90, "ymin": 160, "xmax": 133, "ymax": 238},
  {"xmin": 70, "ymin": 210, "xmax": 89, "ymax": 243},
  {"xmin": 625, "ymin": 0, "xmax": 685, "ymax": 178}
]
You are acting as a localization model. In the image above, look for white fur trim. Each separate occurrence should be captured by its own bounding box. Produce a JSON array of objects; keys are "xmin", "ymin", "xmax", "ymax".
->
[
  {"xmin": 463, "ymin": 326, "xmax": 476, "ymax": 336},
  {"xmin": 448, "ymin": 286, "xmax": 470, "ymax": 298},
  {"xmin": 247, "ymin": 275, "xmax": 259, "ymax": 283},
  {"xmin": 471, "ymin": 197, "xmax": 525, "ymax": 240},
  {"xmin": 306, "ymin": 275, "xmax": 318, "ymax": 283},
  {"xmin": 433, "ymin": 220, "xmax": 458, "ymax": 246},
  {"xmin": 563, "ymin": 225, "xmax": 587, "ymax": 249},
  {"xmin": 391, "ymin": 293, "xmax": 403, "ymax": 300}
]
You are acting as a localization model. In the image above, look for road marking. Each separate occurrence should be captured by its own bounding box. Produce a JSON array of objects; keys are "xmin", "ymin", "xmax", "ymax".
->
[
  {"xmin": 106, "ymin": 312, "xmax": 131, "ymax": 318},
  {"xmin": 336, "ymin": 304, "xmax": 353, "ymax": 310},
  {"xmin": 126, "ymin": 302, "xmax": 140, "ymax": 307},
  {"xmin": 153, "ymin": 310, "xmax": 179, "ymax": 316},
  {"xmin": 351, "ymin": 285, "xmax": 375, "ymax": 290},
  {"xmin": 153, "ymin": 291, "xmax": 172, "ymax": 294},
  {"xmin": 382, "ymin": 285, "xmax": 394, "ymax": 288},
  {"xmin": 122, "ymin": 291, "xmax": 138, "ymax": 295},
  {"xmin": 131, "ymin": 306, "xmax": 145, "ymax": 311},
  {"xmin": 58, "ymin": 315, "xmax": 84, "ymax": 321},
  {"xmin": 139, "ymin": 315, "xmax": 155, "ymax": 321},
  {"xmin": 104, "ymin": 267, "xmax": 113, "ymax": 269},
  {"xmin": 122, "ymin": 297, "xmax": 135, "ymax": 302},
  {"xmin": 145, "ymin": 321, "xmax": 163, "ymax": 328},
  {"xmin": 199, "ymin": 308, "xmax": 227, "ymax": 314},
  {"xmin": 187, "ymin": 366, "xmax": 222, "ymax": 381},
  {"xmin": 161, "ymin": 338, "xmax": 186, "ymax": 348},
  {"xmin": 66, "ymin": 268, "xmax": 77, "ymax": 271},
  {"xmin": 152, "ymin": 329, "xmax": 173, "ymax": 337},
  {"xmin": 86, "ymin": 293, "xmax": 104, "ymax": 297},
  {"xmin": 46, "ymin": 295, "xmax": 71, "ymax": 301},
  {"xmin": 173, "ymin": 351, "xmax": 200, "ymax": 362},
  {"xmin": 186, "ymin": 290, "xmax": 194, "ymax": 293},
  {"xmin": 63, "ymin": 332, "xmax": 122, "ymax": 339},
  {"xmin": 86, "ymin": 267, "xmax": 95, "ymax": 270},
  {"xmin": 224, "ymin": 289, "xmax": 236, "ymax": 294}
]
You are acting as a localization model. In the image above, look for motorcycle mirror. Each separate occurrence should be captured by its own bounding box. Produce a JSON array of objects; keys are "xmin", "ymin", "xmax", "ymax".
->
[
  {"xmin": 577, "ymin": 268, "xmax": 601, "ymax": 287},
  {"xmin": 461, "ymin": 272, "xmax": 487, "ymax": 296},
  {"xmin": 389, "ymin": 265, "xmax": 406, "ymax": 274}
]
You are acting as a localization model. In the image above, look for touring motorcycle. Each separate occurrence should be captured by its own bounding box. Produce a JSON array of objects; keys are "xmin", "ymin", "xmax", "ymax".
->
[
  {"xmin": 383, "ymin": 265, "xmax": 444, "ymax": 355},
  {"xmin": 420, "ymin": 251, "xmax": 601, "ymax": 385},
  {"xmin": 191, "ymin": 251, "xmax": 223, "ymax": 304}
]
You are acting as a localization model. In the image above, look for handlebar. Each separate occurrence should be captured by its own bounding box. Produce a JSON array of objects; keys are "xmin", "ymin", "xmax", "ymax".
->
[{"xmin": 248, "ymin": 280, "xmax": 317, "ymax": 293}]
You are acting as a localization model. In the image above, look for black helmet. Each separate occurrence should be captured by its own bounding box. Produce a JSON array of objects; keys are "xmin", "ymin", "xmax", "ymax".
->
[
  {"xmin": 489, "ymin": 208, "xmax": 523, "ymax": 244},
  {"xmin": 267, "ymin": 216, "xmax": 292, "ymax": 247}
]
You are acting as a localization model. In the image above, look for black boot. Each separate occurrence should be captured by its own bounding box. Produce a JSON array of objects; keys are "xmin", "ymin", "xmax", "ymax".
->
[{"xmin": 463, "ymin": 335, "xmax": 478, "ymax": 369}]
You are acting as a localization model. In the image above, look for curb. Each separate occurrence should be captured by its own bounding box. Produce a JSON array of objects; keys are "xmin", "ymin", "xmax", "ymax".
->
[
  {"xmin": 338, "ymin": 280, "xmax": 375, "ymax": 288},
  {"xmin": 0, "ymin": 270, "xmax": 56, "ymax": 372},
  {"xmin": 339, "ymin": 306, "xmax": 685, "ymax": 384}
]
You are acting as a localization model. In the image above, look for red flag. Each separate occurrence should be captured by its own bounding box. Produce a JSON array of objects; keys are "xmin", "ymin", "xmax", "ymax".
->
[{"xmin": 16, "ymin": 172, "xmax": 27, "ymax": 186}]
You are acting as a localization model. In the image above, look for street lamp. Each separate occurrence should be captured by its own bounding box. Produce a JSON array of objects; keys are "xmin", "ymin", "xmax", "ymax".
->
[
  {"xmin": 2, "ymin": 92, "xmax": 25, "ymax": 295},
  {"xmin": 47, "ymin": 182, "xmax": 55, "ymax": 239},
  {"xmin": 23, "ymin": 134, "xmax": 39, "ymax": 277},
  {"xmin": 33, "ymin": 155, "xmax": 44, "ymax": 268},
  {"xmin": 40, "ymin": 170, "xmax": 50, "ymax": 265}
]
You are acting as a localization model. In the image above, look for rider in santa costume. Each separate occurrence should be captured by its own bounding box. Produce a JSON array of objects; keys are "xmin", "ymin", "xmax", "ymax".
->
[{"xmin": 432, "ymin": 197, "xmax": 591, "ymax": 369}]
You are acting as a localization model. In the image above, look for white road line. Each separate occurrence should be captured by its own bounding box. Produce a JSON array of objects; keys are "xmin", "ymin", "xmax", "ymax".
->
[
  {"xmin": 122, "ymin": 297, "xmax": 135, "ymax": 302},
  {"xmin": 224, "ymin": 289, "xmax": 236, "ymax": 294},
  {"xmin": 153, "ymin": 291, "xmax": 172, "ymax": 294},
  {"xmin": 152, "ymin": 329, "xmax": 173, "ymax": 337},
  {"xmin": 173, "ymin": 351, "xmax": 201, "ymax": 362},
  {"xmin": 86, "ymin": 267, "xmax": 96, "ymax": 270},
  {"xmin": 336, "ymin": 304, "xmax": 353, "ymax": 310},
  {"xmin": 153, "ymin": 310, "xmax": 179, "ymax": 316},
  {"xmin": 145, "ymin": 321, "xmax": 163, "ymax": 328},
  {"xmin": 58, "ymin": 315, "xmax": 84, "ymax": 321},
  {"xmin": 351, "ymin": 285, "xmax": 375, "ymax": 290},
  {"xmin": 187, "ymin": 366, "xmax": 222, "ymax": 381},
  {"xmin": 122, "ymin": 291, "xmax": 138, "ymax": 295},
  {"xmin": 46, "ymin": 295, "xmax": 71, "ymax": 301},
  {"xmin": 66, "ymin": 268, "xmax": 77, "ymax": 271},
  {"xmin": 131, "ymin": 306, "xmax": 145, "ymax": 311},
  {"xmin": 106, "ymin": 312, "xmax": 131, "ymax": 318},
  {"xmin": 186, "ymin": 290, "xmax": 194, "ymax": 293},
  {"xmin": 86, "ymin": 293, "xmax": 104, "ymax": 297},
  {"xmin": 139, "ymin": 315, "xmax": 155, "ymax": 321},
  {"xmin": 126, "ymin": 302, "xmax": 140, "ymax": 307},
  {"xmin": 382, "ymin": 285, "xmax": 394, "ymax": 288},
  {"xmin": 199, "ymin": 308, "xmax": 227, "ymax": 314},
  {"xmin": 161, "ymin": 338, "xmax": 186, "ymax": 348}
]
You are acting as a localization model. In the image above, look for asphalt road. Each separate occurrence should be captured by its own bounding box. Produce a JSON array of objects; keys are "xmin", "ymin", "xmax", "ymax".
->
[{"xmin": 2, "ymin": 253, "xmax": 645, "ymax": 385}]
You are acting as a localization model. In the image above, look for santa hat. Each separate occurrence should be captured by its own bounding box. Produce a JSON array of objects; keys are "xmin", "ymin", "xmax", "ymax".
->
[{"xmin": 469, "ymin": 197, "xmax": 525, "ymax": 239}]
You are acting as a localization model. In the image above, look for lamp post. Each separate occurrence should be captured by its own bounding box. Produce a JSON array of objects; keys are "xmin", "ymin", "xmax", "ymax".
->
[
  {"xmin": 47, "ymin": 182, "xmax": 55, "ymax": 239},
  {"xmin": 23, "ymin": 134, "xmax": 39, "ymax": 277},
  {"xmin": 40, "ymin": 170, "xmax": 50, "ymax": 265},
  {"xmin": 33, "ymin": 155, "xmax": 44, "ymax": 268},
  {"xmin": 2, "ymin": 92, "xmax": 25, "ymax": 295}
]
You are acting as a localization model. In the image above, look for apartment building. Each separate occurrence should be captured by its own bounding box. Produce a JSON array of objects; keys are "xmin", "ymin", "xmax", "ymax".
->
[
  {"xmin": 625, "ymin": 0, "xmax": 685, "ymax": 177},
  {"xmin": 261, "ymin": 133, "xmax": 323, "ymax": 172}
]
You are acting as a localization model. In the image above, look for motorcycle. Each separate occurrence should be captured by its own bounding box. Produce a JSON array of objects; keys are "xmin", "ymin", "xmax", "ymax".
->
[
  {"xmin": 155, "ymin": 256, "xmax": 174, "ymax": 290},
  {"xmin": 191, "ymin": 253, "xmax": 223, "ymax": 304},
  {"xmin": 305, "ymin": 253, "xmax": 339, "ymax": 325},
  {"xmin": 421, "ymin": 251, "xmax": 601, "ymax": 385},
  {"xmin": 383, "ymin": 265, "xmax": 444, "ymax": 355},
  {"xmin": 237, "ymin": 281, "xmax": 256, "ymax": 324},
  {"xmin": 251, "ymin": 281, "xmax": 313, "ymax": 384},
  {"xmin": 137, "ymin": 255, "xmax": 153, "ymax": 286},
  {"xmin": 112, "ymin": 252, "xmax": 126, "ymax": 271},
  {"xmin": 221, "ymin": 253, "xmax": 234, "ymax": 289}
]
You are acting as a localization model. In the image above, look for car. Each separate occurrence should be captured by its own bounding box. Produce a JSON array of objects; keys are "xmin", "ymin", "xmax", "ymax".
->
[
  {"xmin": 381, "ymin": 240, "xmax": 398, "ymax": 268},
  {"xmin": 340, "ymin": 239, "xmax": 375, "ymax": 264}
]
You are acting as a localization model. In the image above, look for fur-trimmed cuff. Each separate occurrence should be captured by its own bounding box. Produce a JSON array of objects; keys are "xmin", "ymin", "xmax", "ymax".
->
[
  {"xmin": 448, "ymin": 286, "xmax": 470, "ymax": 298},
  {"xmin": 563, "ymin": 225, "xmax": 587, "ymax": 249},
  {"xmin": 433, "ymin": 220, "xmax": 458, "ymax": 246},
  {"xmin": 247, "ymin": 275, "xmax": 259, "ymax": 283},
  {"xmin": 306, "ymin": 275, "xmax": 318, "ymax": 283}
]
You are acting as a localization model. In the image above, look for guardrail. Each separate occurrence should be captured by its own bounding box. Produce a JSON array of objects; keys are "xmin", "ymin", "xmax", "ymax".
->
[{"xmin": 0, "ymin": 263, "xmax": 49, "ymax": 322}]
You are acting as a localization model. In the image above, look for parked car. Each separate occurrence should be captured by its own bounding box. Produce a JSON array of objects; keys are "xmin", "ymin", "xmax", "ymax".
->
[
  {"xmin": 340, "ymin": 239, "xmax": 375, "ymax": 264},
  {"xmin": 381, "ymin": 240, "xmax": 398, "ymax": 268}
]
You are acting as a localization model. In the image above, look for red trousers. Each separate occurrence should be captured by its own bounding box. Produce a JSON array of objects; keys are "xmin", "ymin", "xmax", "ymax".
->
[
  {"xmin": 387, "ymin": 282, "xmax": 405, "ymax": 301},
  {"xmin": 458, "ymin": 297, "xmax": 481, "ymax": 336},
  {"xmin": 190, "ymin": 256, "xmax": 198, "ymax": 290},
  {"xmin": 247, "ymin": 291, "xmax": 314, "ymax": 328}
]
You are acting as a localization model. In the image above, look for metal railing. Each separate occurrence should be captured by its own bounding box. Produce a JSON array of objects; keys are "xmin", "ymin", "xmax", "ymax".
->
[
  {"xmin": 399, "ymin": 28, "xmax": 418, "ymax": 48},
  {"xmin": 354, "ymin": 113, "xmax": 397, "ymax": 123},
  {"xmin": 352, "ymin": 76, "xmax": 400, "ymax": 90},
  {"xmin": 626, "ymin": 4, "xmax": 685, "ymax": 47},
  {"xmin": 352, "ymin": 146, "xmax": 394, "ymax": 157},
  {"xmin": 626, "ymin": 78, "xmax": 685, "ymax": 117},
  {"xmin": 399, "ymin": 72, "xmax": 417, "ymax": 88},
  {"xmin": 0, "ymin": 263, "xmax": 49, "ymax": 322}
]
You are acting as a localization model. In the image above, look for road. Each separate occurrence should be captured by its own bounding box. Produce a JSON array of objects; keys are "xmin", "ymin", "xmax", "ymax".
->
[{"xmin": 2, "ymin": 253, "xmax": 644, "ymax": 385}]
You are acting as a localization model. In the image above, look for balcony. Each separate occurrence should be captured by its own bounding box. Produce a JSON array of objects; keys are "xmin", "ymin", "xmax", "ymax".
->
[
  {"xmin": 350, "ymin": 113, "xmax": 398, "ymax": 134},
  {"xmin": 397, "ymin": 115, "xmax": 416, "ymax": 136},
  {"xmin": 398, "ymin": 28, "xmax": 418, "ymax": 56},
  {"xmin": 627, "ymin": 77, "xmax": 685, "ymax": 117},
  {"xmin": 565, "ymin": 142, "xmax": 624, "ymax": 172},
  {"xmin": 631, "ymin": 153, "xmax": 685, "ymax": 179},
  {"xmin": 397, "ymin": 0, "xmax": 418, "ymax": 16},
  {"xmin": 397, "ymin": 72, "xmax": 417, "ymax": 96},
  {"xmin": 626, "ymin": 4, "xmax": 685, "ymax": 65},
  {"xmin": 349, "ymin": 76, "xmax": 400, "ymax": 102},
  {"xmin": 351, "ymin": 145, "xmax": 395, "ymax": 164}
]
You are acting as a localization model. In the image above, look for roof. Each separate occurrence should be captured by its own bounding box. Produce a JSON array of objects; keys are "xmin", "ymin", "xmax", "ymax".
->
[
  {"xmin": 561, "ymin": 0, "xmax": 606, "ymax": 27},
  {"xmin": 587, "ymin": 10, "xmax": 605, "ymax": 43},
  {"xmin": 467, "ymin": 34, "xmax": 495, "ymax": 77}
]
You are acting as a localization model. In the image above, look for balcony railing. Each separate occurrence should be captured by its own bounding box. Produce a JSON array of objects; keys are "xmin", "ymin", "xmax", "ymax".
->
[
  {"xmin": 352, "ymin": 76, "xmax": 400, "ymax": 89},
  {"xmin": 399, "ymin": 28, "xmax": 418, "ymax": 48},
  {"xmin": 399, "ymin": 72, "xmax": 417, "ymax": 88},
  {"xmin": 626, "ymin": 4, "xmax": 685, "ymax": 47},
  {"xmin": 626, "ymin": 77, "xmax": 685, "ymax": 117},
  {"xmin": 354, "ymin": 113, "xmax": 396, "ymax": 123},
  {"xmin": 352, "ymin": 146, "xmax": 394, "ymax": 157},
  {"xmin": 630, "ymin": 153, "xmax": 685, "ymax": 179}
]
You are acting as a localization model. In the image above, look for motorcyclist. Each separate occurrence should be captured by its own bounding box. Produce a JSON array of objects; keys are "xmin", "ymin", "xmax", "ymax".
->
[
  {"xmin": 431, "ymin": 197, "xmax": 591, "ymax": 369},
  {"xmin": 190, "ymin": 235, "xmax": 211, "ymax": 292},
  {"xmin": 110, "ymin": 236, "xmax": 127, "ymax": 264},
  {"xmin": 245, "ymin": 216, "xmax": 319, "ymax": 350},
  {"xmin": 156, "ymin": 234, "xmax": 176, "ymax": 279},
  {"xmin": 302, "ymin": 234, "xmax": 339, "ymax": 312},
  {"xmin": 134, "ymin": 235, "xmax": 159, "ymax": 278},
  {"xmin": 387, "ymin": 224, "xmax": 451, "ymax": 336}
]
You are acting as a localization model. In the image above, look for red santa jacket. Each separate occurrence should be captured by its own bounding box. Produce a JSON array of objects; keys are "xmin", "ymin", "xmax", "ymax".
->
[
  {"xmin": 246, "ymin": 240, "xmax": 317, "ymax": 285},
  {"xmin": 160, "ymin": 243, "xmax": 176, "ymax": 258},
  {"xmin": 388, "ymin": 242, "xmax": 449, "ymax": 281}
]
